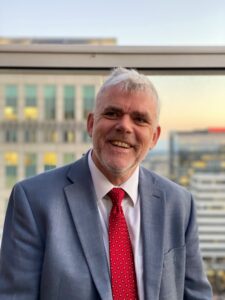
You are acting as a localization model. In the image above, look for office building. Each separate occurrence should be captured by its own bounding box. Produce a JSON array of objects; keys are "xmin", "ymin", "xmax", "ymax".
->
[
  {"xmin": 169, "ymin": 128, "xmax": 225, "ymax": 186},
  {"xmin": 0, "ymin": 72, "xmax": 105, "ymax": 227}
]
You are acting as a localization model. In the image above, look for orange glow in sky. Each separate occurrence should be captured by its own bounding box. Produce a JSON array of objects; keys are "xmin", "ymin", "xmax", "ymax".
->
[{"xmin": 150, "ymin": 75, "xmax": 225, "ymax": 139}]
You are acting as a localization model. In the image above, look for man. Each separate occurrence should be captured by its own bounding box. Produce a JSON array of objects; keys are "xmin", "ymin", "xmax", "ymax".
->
[{"xmin": 0, "ymin": 68, "xmax": 212, "ymax": 299}]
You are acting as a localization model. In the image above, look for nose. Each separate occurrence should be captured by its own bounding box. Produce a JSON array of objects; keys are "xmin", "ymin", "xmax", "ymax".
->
[{"xmin": 115, "ymin": 114, "xmax": 133, "ymax": 133}]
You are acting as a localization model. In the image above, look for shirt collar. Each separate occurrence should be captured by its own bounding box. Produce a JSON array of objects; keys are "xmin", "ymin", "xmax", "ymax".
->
[{"xmin": 88, "ymin": 150, "xmax": 139, "ymax": 206}]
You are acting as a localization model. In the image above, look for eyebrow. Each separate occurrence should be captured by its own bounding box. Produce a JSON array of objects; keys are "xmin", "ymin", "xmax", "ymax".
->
[{"xmin": 103, "ymin": 106, "xmax": 123, "ymax": 113}]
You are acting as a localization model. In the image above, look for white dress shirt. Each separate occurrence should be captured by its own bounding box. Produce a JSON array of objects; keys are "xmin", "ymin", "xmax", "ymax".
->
[{"xmin": 88, "ymin": 151, "xmax": 144, "ymax": 300}]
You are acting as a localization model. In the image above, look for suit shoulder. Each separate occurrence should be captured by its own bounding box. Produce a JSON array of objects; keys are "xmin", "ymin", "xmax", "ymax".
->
[{"xmin": 140, "ymin": 166, "xmax": 189, "ymax": 195}]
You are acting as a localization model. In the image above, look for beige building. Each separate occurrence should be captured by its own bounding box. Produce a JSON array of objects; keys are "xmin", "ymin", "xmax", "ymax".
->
[{"xmin": 0, "ymin": 72, "xmax": 105, "ymax": 228}]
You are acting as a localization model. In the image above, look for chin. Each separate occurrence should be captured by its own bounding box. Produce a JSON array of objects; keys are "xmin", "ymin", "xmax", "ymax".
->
[{"xmin": 106, "ymin": 162, "xmax": 135, "ymax": 175}]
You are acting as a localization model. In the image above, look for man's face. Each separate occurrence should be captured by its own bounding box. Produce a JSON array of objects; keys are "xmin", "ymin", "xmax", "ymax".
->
[{"xmin": 87, "ymin": 86, "xmax": 161, "ymax": 184}]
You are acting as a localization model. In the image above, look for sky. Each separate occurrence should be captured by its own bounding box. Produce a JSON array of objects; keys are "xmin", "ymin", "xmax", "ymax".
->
[
  {"xmin": 1, "ymin": 0, "xmax": 225, "ymax": 45},
  {"xmin": 150, "ymin": 75, "xmax": 225, "ymax": 137}
]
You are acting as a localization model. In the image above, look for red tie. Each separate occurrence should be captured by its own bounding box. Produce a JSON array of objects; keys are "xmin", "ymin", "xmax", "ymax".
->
[{"xmin": 108, "ymin": 188, "xmax": 138, "ymax": 300}]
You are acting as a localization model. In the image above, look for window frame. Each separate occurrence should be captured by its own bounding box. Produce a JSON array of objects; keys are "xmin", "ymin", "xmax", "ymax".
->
[{"xmin": 1, "ymin": 45, "xmax": 225, "ymax": 71}]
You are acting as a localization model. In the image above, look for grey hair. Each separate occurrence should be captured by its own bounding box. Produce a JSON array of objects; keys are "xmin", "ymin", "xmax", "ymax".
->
[{"xmin": 96, "ymin": 67, "xmax": 160, "ymax": 118}]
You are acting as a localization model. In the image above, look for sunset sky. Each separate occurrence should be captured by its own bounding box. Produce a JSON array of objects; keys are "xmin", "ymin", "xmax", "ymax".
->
[{"xmin": 151, "ymin": 75, "xmax": 225, "ymax": 140}]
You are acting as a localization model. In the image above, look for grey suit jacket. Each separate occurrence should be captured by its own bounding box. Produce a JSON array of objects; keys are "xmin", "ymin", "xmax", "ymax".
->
[{"xmin": 0, "ymin": 154, "xmax": 212, "ymax": 299}]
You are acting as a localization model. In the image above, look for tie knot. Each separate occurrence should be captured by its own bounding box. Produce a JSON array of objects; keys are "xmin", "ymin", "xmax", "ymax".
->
[{"xmin": 108, "ymin": 188, "xmax": 125, "ymax": 206}]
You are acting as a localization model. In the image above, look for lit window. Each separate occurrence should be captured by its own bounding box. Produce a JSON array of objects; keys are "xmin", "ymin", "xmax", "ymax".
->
[
  {"xmin": 44, "ymin": 85, "xmax": 56, "ymax": 120},
  {"xmin": 4, "ymin": 85, "xmax": 18, "ymax": 120},
  {"xmin": 24, "ymin": 85, "xmax": 38, "ymax": 119},
  {"xmin": 64, "ymin": 86, "xmax": 75, "ymax": 119},
  {"xmin": 44, "ymin": 152, "xmax": 57, "ymax": 171},
  {"xmin": 82, "ymin": 85, "xmax": 95, "ymax": 118}
]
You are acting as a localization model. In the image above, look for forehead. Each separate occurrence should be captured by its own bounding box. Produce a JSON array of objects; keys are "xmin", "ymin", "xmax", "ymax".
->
[{"xmin": 97, "ymin": 87, "xmax": 157, "ymax": 112}]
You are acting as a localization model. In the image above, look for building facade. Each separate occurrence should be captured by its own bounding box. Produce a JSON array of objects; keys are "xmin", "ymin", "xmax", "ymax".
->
[
  {"xmin": 0, "ymin": 72, "xmax": 105, "ymax": 227},
  {"xmin": 169, "ymin": 128, "xmax": 225, "ymax": 292},
  {"xmin": 169, "ymin": 128, "xmax": 225, "ymax": 186}
]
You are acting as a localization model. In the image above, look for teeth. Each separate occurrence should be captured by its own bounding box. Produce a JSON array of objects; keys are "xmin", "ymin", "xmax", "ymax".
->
[{"xmin": 111, "ymin": 141, "xmax": 131, "ymax": 148}]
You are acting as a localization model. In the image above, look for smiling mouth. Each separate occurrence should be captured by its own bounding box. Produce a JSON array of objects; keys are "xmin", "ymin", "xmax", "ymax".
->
[{"xmin": 110, "ymin": 140, "xmax": 132, "ymax": 149}]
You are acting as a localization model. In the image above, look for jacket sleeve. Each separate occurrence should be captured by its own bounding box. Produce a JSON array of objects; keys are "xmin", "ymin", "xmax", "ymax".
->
[
  {"xmin": 0, "ymin": 183, "xmax": 44, "ymax": 299},
  {"xmin": 184, "ymin": 194, "xmax": 213, "ymax": 299}
]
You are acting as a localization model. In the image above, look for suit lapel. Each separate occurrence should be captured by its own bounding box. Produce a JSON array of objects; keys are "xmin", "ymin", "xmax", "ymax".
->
[
  {"xmin": 64, "ymin": 156, "xmax": 112, "ymax": 300},
  {"xmin": 139, "ymin": 168, "xmax": 165, "ymax": 300}
]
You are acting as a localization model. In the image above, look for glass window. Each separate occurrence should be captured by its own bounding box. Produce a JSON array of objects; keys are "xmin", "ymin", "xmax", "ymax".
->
[
  {"xmin": 4, "ymin": 85, "xmax": 18, "ymax": 120},
  {"xmin": 24, "ymin": 85, "xmax": 38, "ymax": 119},
  {"xmin": 64, "ymin": 85, "xmax": 75, "ymax": 119},
  {"xmin": 82, "ymin": 85, "xmax": 95, "ymax": 118},
  {"xmin": 63, "ymin": 130, "xmax": 75, "ymax": 143},
  {"xmin": 24, "ymin": 128, "xmax": 37, "ymax": 143},
  {"xmin": 5, "ymin": 129, "xmax": 17, "ymax": 142},
  {"xmin": 4, "ymin": 152, "xmax": 18, "ymax": 188},
  {"xmin": 82, "ymin": 130, "xmax": 91, "ymax": 143},
  {"xmin": 44, "ymin": 129, "xmax": 58, "ymax": 142},
  {"xmin": 25, "ymin": 153, "xmax": 37, "ymax": 177},
  {"xmin": 44, "ymin": 152, "xmax": 57, "ymax": 171},
  {"xmin": 44, "ymin": 85, "xmax": 56, "ymax": 120},
  {"xmin": 63, "ymin": 153, "xmax": 75, "ymax": 164}
]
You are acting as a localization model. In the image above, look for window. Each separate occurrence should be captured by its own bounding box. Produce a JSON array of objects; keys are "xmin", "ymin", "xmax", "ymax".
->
[
  {"xmin": 82, "ymin": 85, "xmax": 95, "ymax": 118},
  {"xmin": 5, "ymin": 129, "xmax": 17, "ymax": 142},
  {"xmin": 44, "ymin": 152, "xmax": 57, "ymax": 171},
  {"xmin": 25, "ymin": 153, "xmax": 37, "ymax": 177},
  {"xmin": 24, "ymin": 128, "xmax": 37, "ymax": 143},
  {"xmin": 44, "ymin": 129, "xmax": 58, "ymax": 142},
  {"xmin": 4, "ymin": 85, "xmax": 18, "ymax": 120},
  {"xmin": 64, "ymin": 86, "xmax": 75, "ymax": 119},
  {"xmin": 63, "ymin": 153, "xmax": 75, "ymax": 164},
  {"xmin": 4, "ymin": 152, "xmax": 18, "ymax": 188},
  {"xmin": 82, "ymin": 130, "xmax": 91, "ymax": 143},
  {"xmin": 24, "ymin": 85, "xmax": 38, "ymax": 119},
  {"xmin": 63, "ymin": 130, "xmax": 75, "ymax": 143},
  {"xmin": 44, "ymin": 85, "xmax": 56, "ymax": 120}
]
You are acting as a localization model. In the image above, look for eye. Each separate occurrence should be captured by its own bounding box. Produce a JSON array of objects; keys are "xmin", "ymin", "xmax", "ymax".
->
[
  {"xmin": 134, "ymin": 116, "xmax": 148, "ymax": 124},
  {"xmin": 135, "ymin": 117, "xmax": 145, "ymax": 123},
  {"xmin": 104, "ymin": 110, "xmax": 120, "ymax": 119}
]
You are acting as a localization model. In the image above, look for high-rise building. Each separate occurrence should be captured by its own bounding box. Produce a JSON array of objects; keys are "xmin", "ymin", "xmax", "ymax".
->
[{"xmin": 169, "ymin": 128, "xmax": 225, "ymax": 291}]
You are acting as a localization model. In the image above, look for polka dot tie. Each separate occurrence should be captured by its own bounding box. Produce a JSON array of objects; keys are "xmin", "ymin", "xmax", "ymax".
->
[{"xmin": 108, "ymin": 188, "xmax": 138, "ymax": 300}]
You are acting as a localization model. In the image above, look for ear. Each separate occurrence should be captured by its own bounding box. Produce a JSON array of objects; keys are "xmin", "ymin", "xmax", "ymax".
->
[
  {"xmin": 87, "ymin": 113, "xmax": 94, "ymax": 137},
  {"xmin": 150, "ymin": 126, "xmax": 161, "ymax": 149}
]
